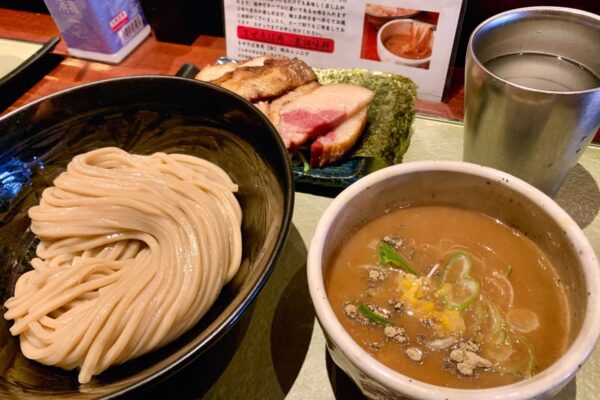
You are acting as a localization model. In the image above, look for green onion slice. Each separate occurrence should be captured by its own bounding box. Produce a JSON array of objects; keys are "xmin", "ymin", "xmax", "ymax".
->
[
  {"xmin": 440, "ymin": 252, "xmax": 480, "ymax": 311},
  {"xmin": 491, "ymin": 336, "xmax": 536, "ymax": 378},
  {"xmin": 297, "ymin": 151, "xmax": 311, "ymax": 172},
  {"xmin": 377, "ymin": 241, "xmax": 418, "ymax": 276},
  {"xmin": 358, "ymin": 302, "xmax": 390, "ymax": 325},
  {"xmin": 506, "ymin": 265, "xmax": 513, "ymax": 278}
]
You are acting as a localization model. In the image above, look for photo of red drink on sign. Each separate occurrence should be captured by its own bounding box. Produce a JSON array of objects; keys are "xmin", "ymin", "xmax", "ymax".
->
[{"xmin": 361, "ymin": 4, "xmax": 440, "ymax": 70}]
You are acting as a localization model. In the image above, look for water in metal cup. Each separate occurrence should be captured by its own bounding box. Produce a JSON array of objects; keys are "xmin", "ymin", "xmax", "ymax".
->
[{"xmin": 464, "ymin": 7, "xmax": 600, "ymax": 196}]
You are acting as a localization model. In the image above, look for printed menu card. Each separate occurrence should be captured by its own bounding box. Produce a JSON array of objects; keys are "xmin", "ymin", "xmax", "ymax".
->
[{"xmin": 223, "ymin": 0, "xmax": 465, "ymax": 101}]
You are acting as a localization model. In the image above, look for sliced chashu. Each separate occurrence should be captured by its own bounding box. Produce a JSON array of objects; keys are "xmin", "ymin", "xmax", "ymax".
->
[
  {"xmin": 195, "ymin": 55, "xmax": 275, "ymax": 82},
  {"xmin": 278, "ymin": 84, "xmax": 374, "ymax": 150},
  {"xmin": 210, "ymin": 57, "xmax": 317, "ymax": 102},
  {"xmin": 310, "ymin": 108, "xmax": 367, "ymax": 167},
  {"xmin": 268, "ymin": 81, "xmax": 321, "ymax": 128},
  {"xmin": 254, "ymin": 101, "xmax": 270, "ymax": 116}
]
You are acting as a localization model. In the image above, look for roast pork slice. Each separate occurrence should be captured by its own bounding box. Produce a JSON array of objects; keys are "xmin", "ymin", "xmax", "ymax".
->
[
  {"xmin": 254, "ymin": 101, "xmax": 270, "ymax": 116},
  {"xmin": 310, "ymin": 108, "xmax": 368, "ymax": 167},
  {"xmin": 196, "ymin": 62, "xmax": 238, "ymax": 82},
  {"xmin": 210, "ymin": 57, "xmax": 317, "ymax": 102},
  {"xmin": 268, "ymin": 82, "xmax": 321, "ymax": 129},
  {"xmin": 195, "ymin": 55, "xmax": 275, "ymax": 82},
  {"xmin": 278, "ymin": 84, "xmax": 374, "ymax": 150}
]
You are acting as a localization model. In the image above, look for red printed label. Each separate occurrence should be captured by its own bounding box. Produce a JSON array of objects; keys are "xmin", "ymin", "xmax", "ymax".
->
[
  {"xmin": 110, "ymin": 11, "xmax": 129, "ymax": 32},
  {"xmin": 237, "ymin": 26, "xmax": 334, "ymax": 53}
]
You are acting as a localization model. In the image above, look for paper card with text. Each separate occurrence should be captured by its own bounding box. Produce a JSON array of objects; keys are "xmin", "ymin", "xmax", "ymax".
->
[{"xmin": 223, "ymin": 0, "xmax": 465, "ymax": 102}]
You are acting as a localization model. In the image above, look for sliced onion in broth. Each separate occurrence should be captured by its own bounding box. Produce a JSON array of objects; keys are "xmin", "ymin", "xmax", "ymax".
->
[
  {"xmin": 508, "ymin": 309, "xmax": 540, "ymax": 333},
  {"xmin": 484, "ymin": 271, "xmax": 515, "ymax": 308}
]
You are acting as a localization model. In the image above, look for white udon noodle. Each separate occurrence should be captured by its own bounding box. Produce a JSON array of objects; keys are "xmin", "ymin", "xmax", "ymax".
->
[{"xmin": 3, "ymin": 147, "xmax": 243, "ymax": 384}]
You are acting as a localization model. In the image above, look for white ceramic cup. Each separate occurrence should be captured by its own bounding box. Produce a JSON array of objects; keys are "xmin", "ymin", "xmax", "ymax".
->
[
  {"xmin": 307, "ymin": 160, "xmax": 600, "ymax": 400},
  {"xmin": 377, "ymin": 19, "xmax": 434, "ymax": 67}
]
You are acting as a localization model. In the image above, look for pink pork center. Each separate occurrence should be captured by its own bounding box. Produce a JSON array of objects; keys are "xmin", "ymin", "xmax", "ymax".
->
[{"xmin": 281, "ymin": 108, "xmax": 346, "ymax": 139}]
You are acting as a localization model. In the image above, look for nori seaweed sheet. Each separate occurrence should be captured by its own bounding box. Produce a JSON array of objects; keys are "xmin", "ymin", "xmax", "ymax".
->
[{"xmin": 315, "ymin": 69, "xmax": 417, "ymax": 166}]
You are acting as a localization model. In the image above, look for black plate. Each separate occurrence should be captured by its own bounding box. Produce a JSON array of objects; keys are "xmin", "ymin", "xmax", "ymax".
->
[
  {"xmin": 0, "ymin": 76, "xmax": 294, "ymax": 398},
  {"xmin": 0, "ymin": 36, "xmax": 59, "ymax": 87}
]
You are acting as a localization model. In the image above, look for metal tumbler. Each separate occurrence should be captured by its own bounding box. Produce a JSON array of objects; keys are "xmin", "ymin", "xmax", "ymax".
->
[{"xmin": 464, "ymin": 7, "xmax": 600, "ymax": 196}]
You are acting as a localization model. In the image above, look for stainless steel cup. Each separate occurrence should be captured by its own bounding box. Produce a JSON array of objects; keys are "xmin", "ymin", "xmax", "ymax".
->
[{"xmin": 464, "ymin": 7, "xmax": 600, "ymax": 196}]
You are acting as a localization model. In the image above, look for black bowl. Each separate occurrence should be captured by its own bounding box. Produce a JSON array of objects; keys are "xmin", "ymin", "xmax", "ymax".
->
[{"xmin": 0, "ymin": 76, "xmax": 294, "ymax": 398}]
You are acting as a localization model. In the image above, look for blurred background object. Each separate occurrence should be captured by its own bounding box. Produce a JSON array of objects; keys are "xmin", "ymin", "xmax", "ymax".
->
[
  {"xmin": 138, "ymin": 0, "xmax": 224, "ymax": 43},
  {"xmin": 2, "ymin": 1, "xmax": 595, "ymax": 51},
  {"xmin": 1, "ymin": 0, "xmax": 224, "ymax": 44},
  {"xmin": 0, "ymin": 0, "xmax": 49, "ymax": 13}
]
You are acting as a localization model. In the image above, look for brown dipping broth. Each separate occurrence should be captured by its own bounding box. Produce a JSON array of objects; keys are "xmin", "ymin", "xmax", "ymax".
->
[
  {"xmin": 383, "ymin": 34, "xmax": 433, "ymax": 59},
  {"xmin": 325, "ymin": 205, "xmax": 569, "ymax": 389}
]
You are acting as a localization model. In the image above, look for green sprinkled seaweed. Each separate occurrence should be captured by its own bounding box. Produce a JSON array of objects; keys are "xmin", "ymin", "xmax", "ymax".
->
[{"xmin": 315, "ymin": 68, "xmax": 417, "ymax": 167}]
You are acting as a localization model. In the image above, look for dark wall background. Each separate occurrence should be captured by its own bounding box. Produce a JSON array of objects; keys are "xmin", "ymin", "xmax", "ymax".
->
[
  {"xmin": 0, "ymin": 0, "xmax": 48, "ymax": 12},
  {"xmin": 2, "ymin": 0, "xmax": 599, "ymax": 65},
  {"xmin": 455, "ymin": 1, "xmax": 600, "ymax": 66}
]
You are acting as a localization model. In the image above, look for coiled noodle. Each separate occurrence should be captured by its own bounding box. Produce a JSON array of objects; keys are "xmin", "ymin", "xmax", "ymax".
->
[{"xmin": 3, "ymin": 147, "xmax": 242, "ymax": 383}]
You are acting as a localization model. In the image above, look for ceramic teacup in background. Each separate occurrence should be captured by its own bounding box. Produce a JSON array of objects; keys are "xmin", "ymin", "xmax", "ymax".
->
[{"xmin": 464, "ymin": 7, "xmax": 600, "ymax": 197}]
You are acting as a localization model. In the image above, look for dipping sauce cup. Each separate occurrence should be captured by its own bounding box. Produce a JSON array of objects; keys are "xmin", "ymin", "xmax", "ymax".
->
[
  {"xmin": 307, "ymin": 161, "xmax": 600, "ymax": 400},
  {"xmin": 464, "ymin": 7, "xmax": 600, "ymax": 196}
]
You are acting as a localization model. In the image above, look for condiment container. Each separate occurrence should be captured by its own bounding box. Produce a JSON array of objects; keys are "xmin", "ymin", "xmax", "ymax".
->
[{"xmin": 43, "ymin": 0, "xmax": 151, "ymax": 63}]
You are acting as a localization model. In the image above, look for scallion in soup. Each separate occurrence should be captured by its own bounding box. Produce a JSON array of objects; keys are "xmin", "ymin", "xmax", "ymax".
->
[{"xmin": 325, "ymin": 205, "xmax": 569, "ymax": 389}]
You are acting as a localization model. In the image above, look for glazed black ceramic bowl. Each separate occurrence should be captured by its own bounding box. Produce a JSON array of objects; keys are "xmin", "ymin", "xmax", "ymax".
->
[{"xmin": 0, "ymin": 76, "xmax": 294, "ymax": 398}]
